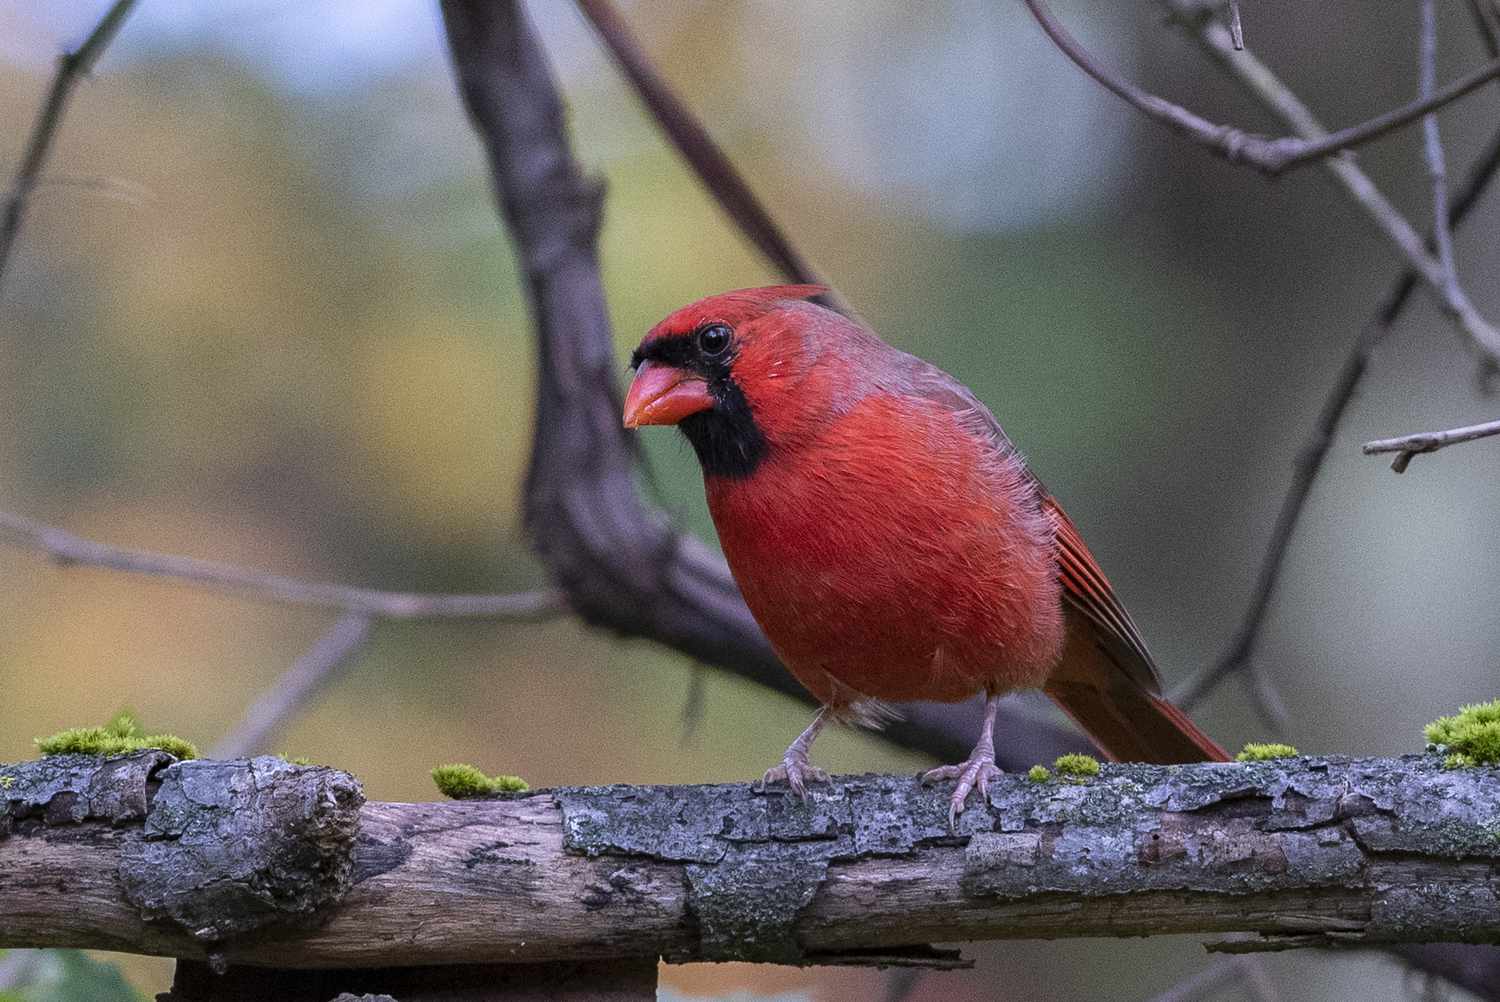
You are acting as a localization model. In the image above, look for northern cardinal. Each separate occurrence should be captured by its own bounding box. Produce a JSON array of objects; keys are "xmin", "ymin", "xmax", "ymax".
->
[{"xmin": 623, "ymin": 285, "xmax": 1227, "ymax": 822}]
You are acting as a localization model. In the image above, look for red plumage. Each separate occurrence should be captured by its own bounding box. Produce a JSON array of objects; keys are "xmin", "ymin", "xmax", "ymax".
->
[{"xmin": 625, "ymin": 286, "xmax": 1227, "ymax": 821}]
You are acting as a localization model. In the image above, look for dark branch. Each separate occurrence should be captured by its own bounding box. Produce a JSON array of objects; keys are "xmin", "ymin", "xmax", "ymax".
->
[
  {"xmin": 0, "ymin": 0, "xmax": 139, "ymax": 294},
  {"xmin": 572, "ymin": 0, "xmax": 850, "ymax": 316}
]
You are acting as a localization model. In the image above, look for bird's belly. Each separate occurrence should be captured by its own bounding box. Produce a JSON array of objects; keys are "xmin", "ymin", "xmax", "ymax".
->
[{"xmin": 706, "ymin": 441, "xmax": 1064, "ymax": 706}]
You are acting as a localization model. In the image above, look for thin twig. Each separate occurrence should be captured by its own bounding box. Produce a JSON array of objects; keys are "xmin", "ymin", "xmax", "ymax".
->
[
  {"xmin": 0, "ymin": 0, "xmax": 139, "ymax": 293},
  {"xmin": 1422, "ymin": 0, "xmax": 1459, "ymax": 302},
  {"xmin": 0, "ymin": 509, "xmax": 565, "ymax": 620},
  {"xmin": 1227, "ymin": 1, "xmax": 1245, "ymax": 50},
  {"xmin": 1362, "ymin": 417, "xmax": 1500, "ymax": 472},
  {"xmin": 1175, "ymin": 88, "xmax": 1500, "ymax": 715},
  {"xmin": 571, "ymin": 0, "xmax": 851, "ymax": 316},
  {"xmin": 210, "ymin": 612, "xmax": 374, "ymax": 758},
  {"xmin": 1160, "ymin": 2, "xmax": 1500, "ymax": 367},
  {"xmin": 1023, "ymin": 0, "xmax": 1500, "ymax": 178}
]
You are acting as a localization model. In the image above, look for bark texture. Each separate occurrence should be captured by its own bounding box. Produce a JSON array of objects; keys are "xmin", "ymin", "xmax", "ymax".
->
[{"xmin": 3, "ymin": 752, "xmax": 1499, "ymax": 969}]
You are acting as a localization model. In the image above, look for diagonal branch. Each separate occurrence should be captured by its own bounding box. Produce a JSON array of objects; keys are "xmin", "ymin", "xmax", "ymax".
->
[
  {"xmin": 1362, "ymin": 417, "xmax": 1500, "ymax": 473},
  {"xmin": 210, "ymin": 611, "xmax": 375, "ymax": 758},
  {"xmin": 1174, "ymin": 39, "xmax": 1500, "ymax": 717},
  {"xmin": 1160, "ymin": 0, "xmax": 1500, "ymax": 367},
  {"xmin": 0, "ymin": 509, "xmax": 564, "ymax": 620},
  {"xmin": 572, "ymin": 0, "xmax": 850, "ymax": 316},
  {"xmin": 0, "ymin": 0, "xmax": 139, "ymax": 294},
  {"xmin": 1023, "ymin": 0, "xmax": 1500, "ymax": 178}
]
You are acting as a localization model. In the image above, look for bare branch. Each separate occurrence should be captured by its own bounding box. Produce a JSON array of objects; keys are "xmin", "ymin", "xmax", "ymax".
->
[
  {"xmin": 572, "ymin": 0, "xmax": 850, "ymax": 316},
  {"xmin": 0, "ymin": 0, "xmax": 140, "ymax": 294},
  {"xmin": 1160, "ymin": 0, "xmax": 1500, "ymax": 366},
  {"xmin": 1422, "ymin": 0, "xmax": 1460, "ymax": 303},
  {"xmin": 1227, "ymin": 1, "xmax": 1246, "ymax": 50},
  {"xmin": 0, "ymin": 509, "xmax": 564, "ymax": 621},
  {"xmin": 1174, "ymin": 77, "xmax": 1500, "ymax": 716},
  {"xmin": 210, "ymin": 612, "xmax": 375, "ymax": 758},
  {"xmin": 1023, "ymin": 0, "xmax": 1500, "ymax": 178},
  {"xmin": 1362, "ymin": 417, "xmax": 1500, "ymax": 472}
]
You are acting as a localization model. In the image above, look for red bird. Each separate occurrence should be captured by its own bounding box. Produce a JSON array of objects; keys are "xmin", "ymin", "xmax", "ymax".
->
[{"xmin": 623, "ymin": 286, "xmax": 1226, "ymax": 822}]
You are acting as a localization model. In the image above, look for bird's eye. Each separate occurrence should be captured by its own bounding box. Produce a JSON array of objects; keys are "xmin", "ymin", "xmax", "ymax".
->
[{"xmin": 695, "ymin": 323, "xmax": 731, "ymax": 357}]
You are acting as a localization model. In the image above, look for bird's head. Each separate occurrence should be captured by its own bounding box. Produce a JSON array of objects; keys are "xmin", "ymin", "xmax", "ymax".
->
[{"xmin": 624, "ymin": 285, "xmax": 849, "ymax": 477}]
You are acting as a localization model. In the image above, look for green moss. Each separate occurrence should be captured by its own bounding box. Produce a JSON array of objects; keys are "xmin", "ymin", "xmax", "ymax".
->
[
  {"xmin": 1053, "ymin": 753, "xmax": 1101, "ymax": 779},
  {"xmin": 432, "ymin": 763, "xmax": 529, "ymax": 799},
  {"xmin": 1026, "ymin": 765, "xmax": 1051, "ymax": 782},
  {"xmin": 0, "ymin": 774, "xmax": 13, "ymax": 789},
  {"xmin": 278, "ymin": 754, "xmax": 313, "ymax": 767},
  {"xmin": 1236, "ymin": 742, "xmax": 1299, "ymax": 762},
  {"xmin": 1426, "ymin": 700, "xmax": 1500, "ymax": 766},
  {"xmin": 35, "ymin": 712, "xmax": 198, "ymax": 760}
]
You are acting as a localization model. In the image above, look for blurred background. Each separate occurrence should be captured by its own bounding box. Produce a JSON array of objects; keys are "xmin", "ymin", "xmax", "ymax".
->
[{"xmin": 3, "ymin": 1, "xmax": 1498, "ymax": 999}]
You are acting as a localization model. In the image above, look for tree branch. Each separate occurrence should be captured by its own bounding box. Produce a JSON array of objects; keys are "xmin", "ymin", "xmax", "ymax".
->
[
  {"xmin": 1159, "ymin": 0, "xmax": 1500, "ymax": 366},
  {"xmin": 1175, "ymin": 114, "xmax": 1500, "ymax": 716},
  {"xmin": 1023, "ymin": 0, "xmax": 1500, "ymax": 177},
  {"xmin": 0, "ymin": 0, "xmax": 139, "ymax": 294},
  {"xmin": 1362, "ymin": 416, "xmax": 1500, "ymax": 472},
  {"xmin": 209, "ymin": 612, "xmax": 375, "ymax": 759},
  {"xmin": 1422, "ymin": 0, "xmax": 1460, "ymax": 304},
  {"xmin": 572, "ymin": 0, "xmax": 849, "ymax": 316},
  {"xmin": 5, "ymin": 752, "xmax": 1500, "ymax": 968},
  {"xmin": 0, "ymin": 509, "xmax": 563, "ymax": 621}
]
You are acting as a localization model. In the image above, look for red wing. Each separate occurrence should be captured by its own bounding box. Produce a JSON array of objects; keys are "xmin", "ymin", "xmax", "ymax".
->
[
  {"xmin": 1045, "ymin": 497, "xmax": 1162, "ymax": 694},
  {"xmin": 896, "ymin": 352, "xmax": 1164, "ymax": 696}
]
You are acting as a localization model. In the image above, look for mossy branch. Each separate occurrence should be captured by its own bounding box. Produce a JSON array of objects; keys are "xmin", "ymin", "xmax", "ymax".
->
[{"xmin": 3, "ymin": 752, "xmax": 1500, "ymax": 971}]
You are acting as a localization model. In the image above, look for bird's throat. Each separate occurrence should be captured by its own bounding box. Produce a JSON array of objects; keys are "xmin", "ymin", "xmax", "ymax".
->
[{"xmin": 678, "ymin": 377, "xmax": 767, "ymax": 479}]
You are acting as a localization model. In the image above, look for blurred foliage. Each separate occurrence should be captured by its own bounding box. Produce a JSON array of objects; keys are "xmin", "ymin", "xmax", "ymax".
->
[
  {"xmin": 3, "ymin": 2, "xmax": 1500, "ymax": 1000},
  {"xmin": 0, "ymin": 951, "xmax": 142, "ymax": 1002}
]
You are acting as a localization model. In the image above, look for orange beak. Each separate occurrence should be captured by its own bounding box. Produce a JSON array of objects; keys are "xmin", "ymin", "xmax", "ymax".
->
[{"xmin": 623, "ymin": 361, "xmax": 714, "ymax": 428}]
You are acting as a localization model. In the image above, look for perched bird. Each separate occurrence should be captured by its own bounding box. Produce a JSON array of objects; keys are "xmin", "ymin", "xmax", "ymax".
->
[{"xmin": 623, "ymin": 285, "xmax": 1227, "ymax": 823}]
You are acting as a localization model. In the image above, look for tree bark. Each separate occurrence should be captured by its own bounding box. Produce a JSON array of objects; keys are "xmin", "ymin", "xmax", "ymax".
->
[{"xmin": 4, "ymin": 752, "xmax": 1499, "ymax": 970}]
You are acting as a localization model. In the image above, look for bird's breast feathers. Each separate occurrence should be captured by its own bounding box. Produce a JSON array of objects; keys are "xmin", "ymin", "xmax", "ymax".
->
[{"xmin": 705, "ymin": 391, "xmax": 1064, "ymax": 704}]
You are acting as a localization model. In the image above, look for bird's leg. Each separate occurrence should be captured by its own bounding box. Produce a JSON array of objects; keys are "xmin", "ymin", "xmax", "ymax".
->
[
  {"xmin": 758, "ymin": 708, "xmax": 831, "ymax": 798},
  {"xmin": 921, "ymin": 693, "xmax": 1003, "ymax": 827}
]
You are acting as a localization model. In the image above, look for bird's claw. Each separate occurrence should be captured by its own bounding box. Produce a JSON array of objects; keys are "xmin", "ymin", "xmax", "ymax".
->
[
  {"xmin": 921, "ymin": 755, "xmax": 1002, "ymax": 829},
  {"xmin": 758, "ymin": 758, "xmax": 830, "ymax": 799}
]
